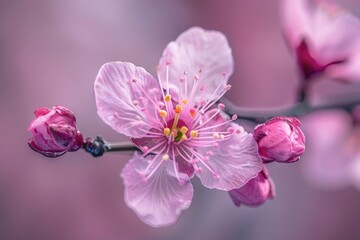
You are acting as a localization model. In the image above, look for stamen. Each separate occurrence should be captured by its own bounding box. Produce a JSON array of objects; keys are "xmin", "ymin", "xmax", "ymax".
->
[
  {"xmin": 164, "ymin": 128, "xmax": 171, "ymax": 137},
  {"xmin": 213, "ymin": 133, "xmax": 220, "ymax": 139},
  {"xmin": 162, "ymin": 154, "xmax": 170, "ymax": 161},
  {"xmin": 180, "ymin": 126, "xmax": 188, "ymax": 134},
  {"xmin": 175, "ymin": 105, "xmax": 182, "ymax": 114},
  {"xmin": 181, "ymin": 99, "xmax": 188, "ymax": 105},
  {"xmin": 218, "ymin": 103, "xmax": 225, "ymax": 110},
  {"xmin": 165, "ymin": 94, "xmax": 172, "ymax": 102},
  {"xmin": 190, "ymin": 130, "xmax": 199, "ymax": 138},
  {"xmin": 227, "ymin": 127, "xmax": 235, "ymax": 134},
  {"xmin": 189, "ymin": 108, "xmax": 196, "ymax": 117},
  {"xmin": 159, "ymin": 110, "xmax": 167, "ymax": 118},
  {"xmin": 171, "ymin": 105, "xmax": 182, "ymax": 129}
]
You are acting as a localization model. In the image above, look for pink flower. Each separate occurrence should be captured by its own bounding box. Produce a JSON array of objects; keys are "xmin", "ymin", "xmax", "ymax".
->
[
  {"xmin": 281, "ymin": 0, "xmax": 360, "ymax": 81},
  {"xmin": 254, "ymin": 117, "xmax": 305, "ymax": 163},
  {"xmin": 301, "ymin": 108, "xmax": 360, "ymax": 190},
  {"xmin": 28, "ymin": 106, "xmax": 84, "ymax": 157},
  {"xmin": 229, "ymin": 167, "xmax": 275, "ymax": 207},
  {"xmin": 94, "ymin": 27, "xmax": 263, "ymax": 227}
]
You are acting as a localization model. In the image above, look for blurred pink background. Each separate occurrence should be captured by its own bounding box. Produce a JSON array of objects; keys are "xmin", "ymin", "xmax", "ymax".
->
[{"xmin": 1, "ymin": 0, "xmax": 360, "ymax": 239}]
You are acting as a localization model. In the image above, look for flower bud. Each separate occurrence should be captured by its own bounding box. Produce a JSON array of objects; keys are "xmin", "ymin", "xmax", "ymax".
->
[
  {"xmin": 254, "ymin": 117, "xmax": 305, "ymax": 163},
  {"xmin": 229, "ymin": 168, "xmax": 275, "ymax": 207},
  {"xmin": 27, "ymin": 106, "xmax": 83, "ymax": 157}
]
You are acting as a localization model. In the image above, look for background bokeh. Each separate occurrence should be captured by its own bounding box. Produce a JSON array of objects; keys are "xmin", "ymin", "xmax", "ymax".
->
[{"xmin": 1, "ymin": 0, "xmax": 360, "ymax": 239}]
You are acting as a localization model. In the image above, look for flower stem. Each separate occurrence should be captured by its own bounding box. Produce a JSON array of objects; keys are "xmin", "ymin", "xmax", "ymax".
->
[{"xmin": 83, "ymin": 136, "xmax": 138, "ymax": 157}]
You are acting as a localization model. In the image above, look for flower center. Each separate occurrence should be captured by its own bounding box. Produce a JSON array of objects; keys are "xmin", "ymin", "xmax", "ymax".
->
[{"xmin": 160, "ymin": 101, "xmax": 198, "ymax": 143}]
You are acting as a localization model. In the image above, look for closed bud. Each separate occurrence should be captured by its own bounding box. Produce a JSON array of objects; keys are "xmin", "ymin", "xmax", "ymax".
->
[
  {"xmin": 27, "ymin": 106, "xmax": 83, "ymax": 157},
  {"xmin": 229, "ymin": 168, "xmax": 275, "ymax": 207},
  {"xmin": 254, "ymin": 117, "xmax": 305, "ymax": 163}
]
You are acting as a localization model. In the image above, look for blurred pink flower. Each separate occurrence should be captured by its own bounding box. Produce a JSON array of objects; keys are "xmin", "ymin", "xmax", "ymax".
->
[
  {"xmin": 94, "ymin": 27, "xmax": 263, "ymax": 227},
  {"xmin": 302, "ymin": 108, "xmax": 360, "ymax": 190},
  {"xmin": 254, "ymin": 117, "xmax": 305, "ymax": 163},
  {"xmin": 28, "ymin": 106, "xmax": 84, "ymax": 157},
  {"xmin": 281, "ymin": 0, "xmax": 360, "ymax": 81},
  {"xmin": 229, "ymin": 167, "xmax": 275, "ymax": 207}
]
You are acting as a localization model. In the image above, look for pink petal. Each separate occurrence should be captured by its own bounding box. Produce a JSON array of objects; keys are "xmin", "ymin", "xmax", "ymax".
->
[
  {"xmin": 120, "ymin": 152, "xmax": 193, "ymax": 227},
  {"xmin": 94, "ymin": 62, "xmax": 162, "ymax": 138},
  {"xmin": 196, "ymin": 125, "xmax": 263, "ymax": 191},
  {"xmin": 281, "ymin": 0, "xmax": 313, "ymax": 49},
  {"xmin": 281, "ymin": 0, "xmax": 360, "ymax": 81},
  {"xmin": 34, "ymin": 107, "xmax": 51, "ymax": 117},
  {"xmin": 326, "ymin": 45, "xmax": 360, "ymax": 82},
  {"xmin": 158, "ymin": 27, "xmax": 233, "ymax": 104},
  {"xmin": 301, "ymin": 110, "xmax": 354, "ymax": 189},
  {"xmin": 314, "ymin": 10, "xmax": 360, "ymax": 66}
]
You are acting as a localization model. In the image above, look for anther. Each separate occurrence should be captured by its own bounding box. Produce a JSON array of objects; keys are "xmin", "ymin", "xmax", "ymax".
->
[
  {"xmin": 180, "ymin": 126, "xmax": 188, "ymax": 134},
  {"xmin": 227, "ymin": 127, "xmax": 235, "ymax": 134},
  {"xmin": 164, "ymin": 94, "xmax": 172, "ymax": 102},
  {"xmin": 181, "ymin": 99, "xmax": 188, "ymax": 105},
  {"xmin": 189, "ymin": 108, "xmax": 196, "ymax": 117},
  {"xmin": 232, "ymin": 114, "xmax": 238, "ymax": 120},
  {"xmin": 213, "ymin": 133, "xmax": 220, "ymax": 139},
  {"xmin": 190, "ymin": 130, "xmax": 199, "ymax": 138},
  {"xmin": 218, "ymin": 103, "xmax": 225, "ymax": 110},
  {"xmin": 164, "ymin": 128, "xmax": 171, "ymax": 137},
  {"xmin": 175, "ymin": 105, "xmax": 183, "ymax": 114},
  {"xmin": 162, "ymin": 154, "xmax": 170, "ymax": 161},
  {"xmin": 159, "ymin": 110, "xmax": 167, "ymax": 118}
]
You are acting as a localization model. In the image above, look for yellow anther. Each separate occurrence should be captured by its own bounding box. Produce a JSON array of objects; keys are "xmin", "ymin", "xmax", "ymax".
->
[
  {"xmin": 175, "ymin": 105, "xmax": 183, "ymax": 114},
  {"xmin": 180, "ymin": 126, "xmax": 188, "ymax": 134},
  {"xmin": 159, "ymin": 110, "xmax": 167, "ymax": 118},
  {"xmin": 164, "ymin": 94, "xmax": 172, "ymax": 102},
  {"xmin": 181, "ymin": 135, "xmax": 188, "ymax": 140},
  {"xmin": 181, "ymin": 99, "xmax": 188, "ymax": 105},
  {"xmin": 164, "ymin": 128, "xmax": 171, "ymax": 137},
  {"xmin": 190, "ymin": 130, "xmax": 199, "ymax": 138},
  {"xmin": 162, "ymin": 154, "xmax": 170, "ymax": 161}
]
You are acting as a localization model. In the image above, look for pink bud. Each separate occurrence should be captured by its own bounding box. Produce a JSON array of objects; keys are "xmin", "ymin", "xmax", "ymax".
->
[
  {"xmin": 229, "ymin": 168, "xmax": 275, "ymax": 207},
  {"xmin": 254, "ymin": 117, "xmax": 305, "ymax": 163},
  {"xmin": 27, "ymin": 106, "xmax": 84, "ymax": 158}
]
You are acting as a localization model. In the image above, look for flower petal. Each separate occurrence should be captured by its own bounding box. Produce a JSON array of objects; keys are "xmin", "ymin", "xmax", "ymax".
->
[
  {"xmin": 281, "ymin": 0, "xmax": 313, "ymax": 49},
  {"xmin": 281, "ymin": 0, "xmax": 360, "ymax": 81},
  {"xmin": 196, "ymin": 124, "xmax": 263, "ymax": 191},
  {"xmin": 301, "ymin": 110, "xmax": 354, "ymax": 189},
  {"xmin": 121, "ymin": 152, "xmax": 193, "ymax": 227},
  {"xmin": 94, "ymin": 62, "xmax": 162, "ymax": 138},
  {"xmin": 158, "ymin": 27, "xmax": 233, "ymax": 105}
]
